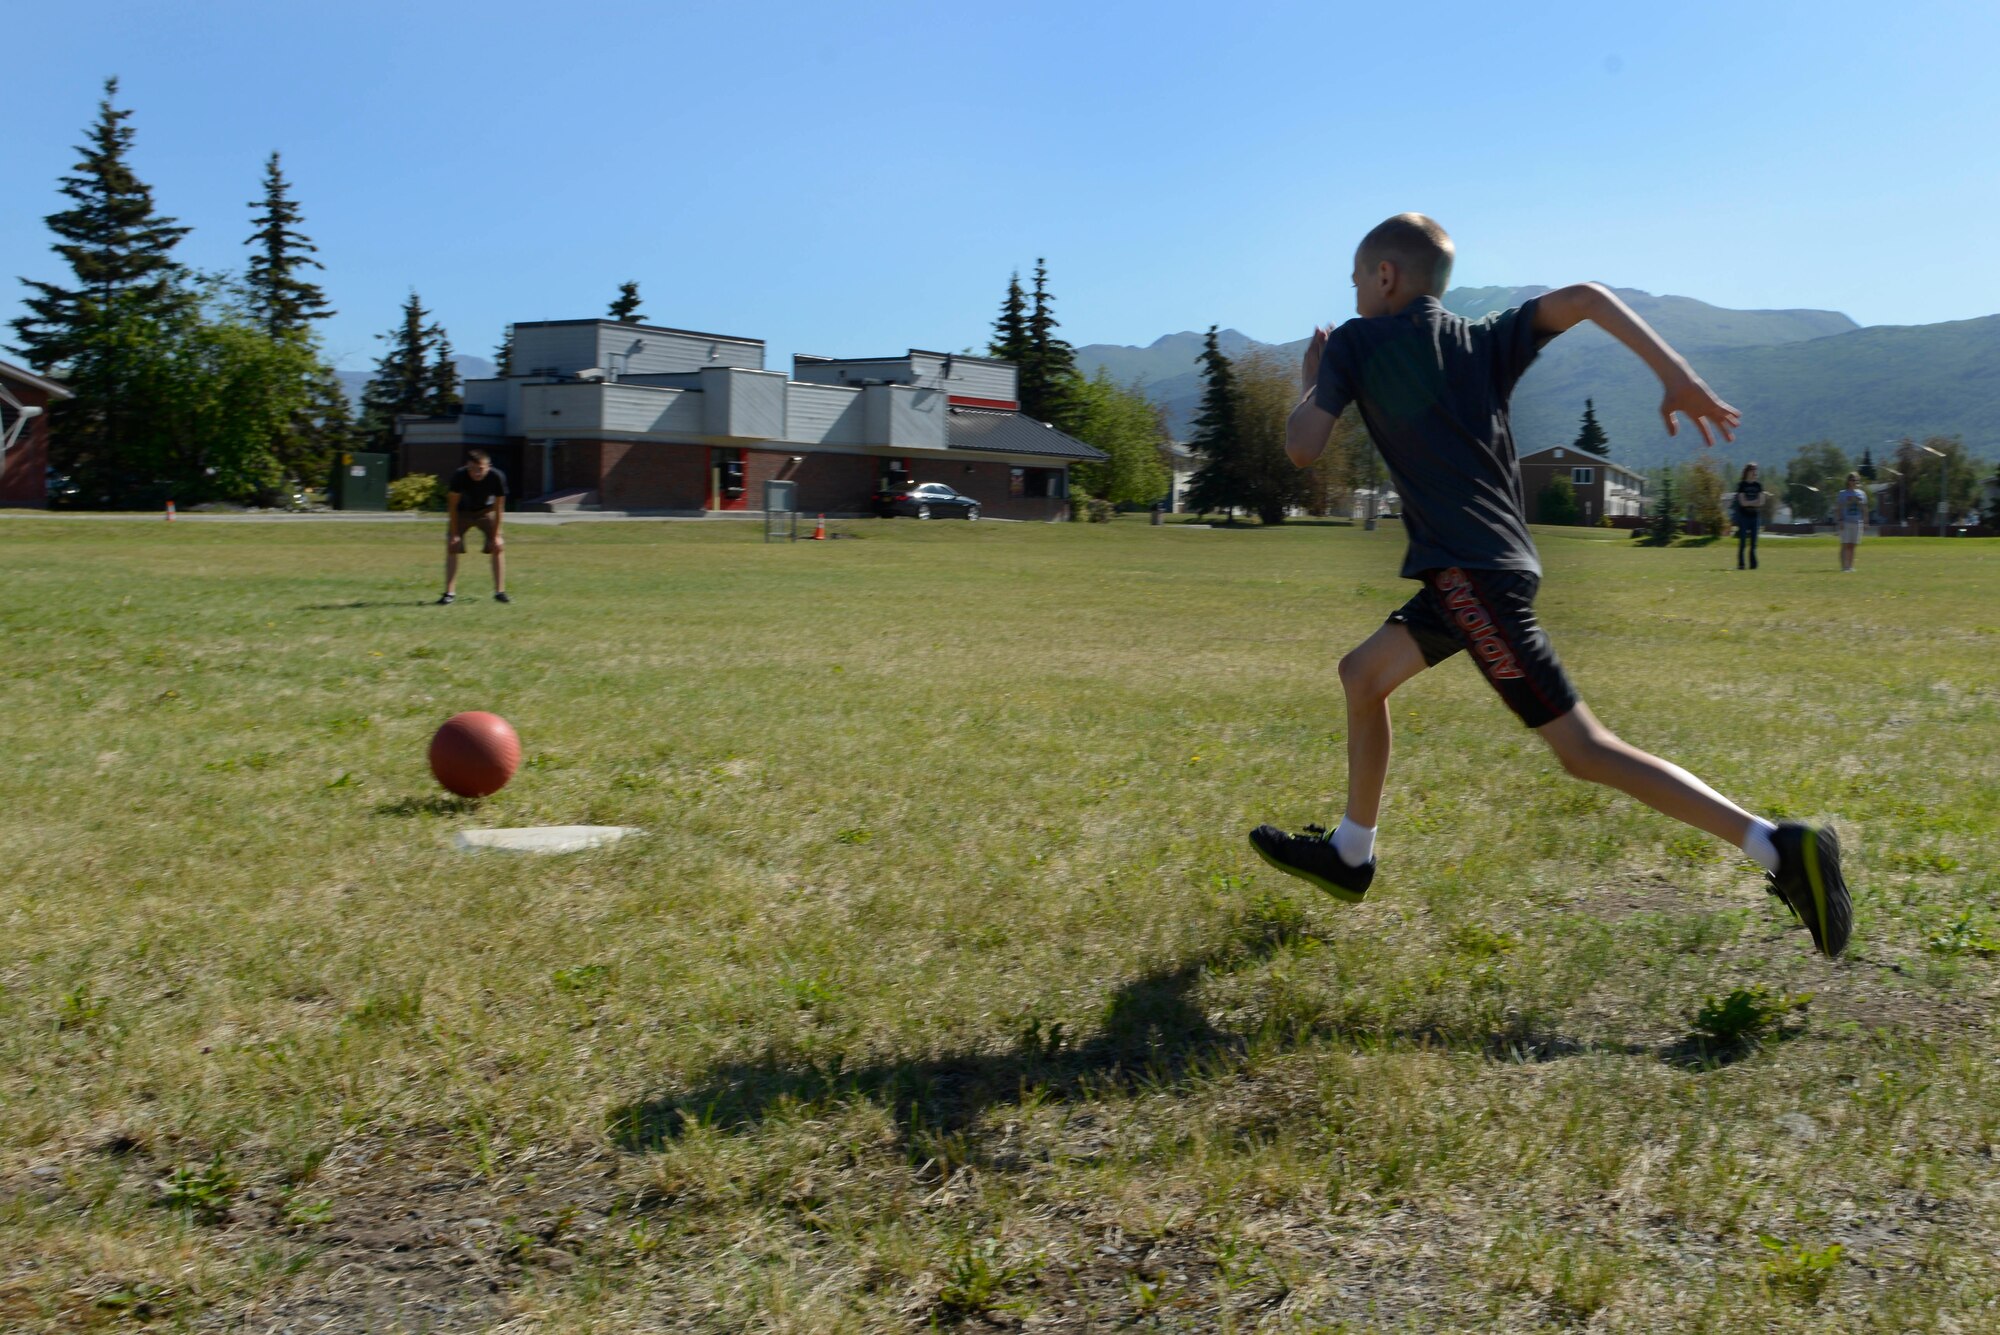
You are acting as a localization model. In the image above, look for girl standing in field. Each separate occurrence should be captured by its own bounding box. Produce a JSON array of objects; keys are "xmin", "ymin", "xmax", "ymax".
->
[
  {"xmin": 1730, "ymin": 463, "xmax": 1768, "ymax": 569},
  {"xmin": 1836, "ymin": 471, "xmax": 1868, "ymax": 572}
]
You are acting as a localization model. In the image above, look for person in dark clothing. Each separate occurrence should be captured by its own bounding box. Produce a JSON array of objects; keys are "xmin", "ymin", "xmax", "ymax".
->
[
  {"xmin": 1249, "ymin": 213, "xmax": 1850, "ymax": 961},
  {"xmin": 1730, "ymin": 463, "xmax": 1768, "ymax": 569},
  {"xmin": 439, "ymin": 449, "xmax": 510, "ymax": 604}
]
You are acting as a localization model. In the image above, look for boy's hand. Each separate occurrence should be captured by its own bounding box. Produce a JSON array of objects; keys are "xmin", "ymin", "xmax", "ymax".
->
[
  {"xmin": 1660, "ymin": 373, "xmax": 1740, "ymax": 447},
  {"xmin": 1301, "ymin": 325, "xmax": 1330, "ymax": 393}
]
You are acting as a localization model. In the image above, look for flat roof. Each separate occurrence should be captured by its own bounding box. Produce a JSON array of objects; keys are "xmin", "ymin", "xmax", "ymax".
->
[
  {"xmin": 792, "ymin": 348, "xmax": 1014, "ymax": 367},
  {"xmin": 512, "ymin": 319, "xmax": 764, "ymax": 347}
]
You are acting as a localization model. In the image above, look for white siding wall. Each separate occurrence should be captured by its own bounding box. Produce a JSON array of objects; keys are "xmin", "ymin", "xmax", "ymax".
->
[
  {"xmin": 791, "ymin": 358, "xmax": 915, "ymax": 387},
  {"xmin": 596, "ymin": 324, "xmax": 764, "ymax": 375},
  {"xmin": 785, "ymin": 383, "xmax": 866, "ymax": 445},
  {"xmin": 792, "ymin": 352, "xmax": 1018, "ymax": 403},
  {"xmin": 941, "ymin": 358, "xmax": 1017, "ymax": 403},
  {"xmin": 700, "ymin": 367, "xmax": 786, "ymax": 439},
  {"xmin": 512, "ymin": 325, "xmax": 601, "ymax": 378},
  {"xmin": 520, "ymin": 383, "xmax": 705, "ymax": 436},
  {"xmin": 865, "ymin": 385, "xmax": 946, "ymax": 449}
]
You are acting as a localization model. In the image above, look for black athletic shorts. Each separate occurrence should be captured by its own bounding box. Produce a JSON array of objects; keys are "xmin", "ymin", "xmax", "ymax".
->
[{"xmin": 1387, "ymin": 567, "xmax": 1579, "ymax": 729}]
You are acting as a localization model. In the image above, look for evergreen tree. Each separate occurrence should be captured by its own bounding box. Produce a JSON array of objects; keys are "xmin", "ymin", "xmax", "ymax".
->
[
  {"xmin": 424, "ymin": 325, "xmax": 462, "ymax": 415},
  {"xmin": 494, "ymin": 325, "xmax": 514, "ymax": 378},
  {"xmin": 12, "ymin": 77, "xmax": 190, "ymax": 370},
  {"xmin": 242, "ymin": 151, "xmax": 332, "ymax": 337},
  {"xmin": 987, "ymin": 271, "xmax": 1030, "ymax": 368},
  {"xmin": 607, "ymin": 281, "xmax": 644, "ymax": 323},
  {"xmin": 1858, "ymin": 446, "xmax": 1876, "ymax": 481},
  {"xmin": 1572, "ymin": 398, "xmax": 1610, "ymax": 456},
  {"xmin": 359, "ymin": 292, "xmax": 435, "ymax": 450},
  {"xmin": 1181, "ymin": 326, "xmax": 1244, "ymax": 519},
  {"xmin": 285, "ymin": 363, "xmax": 354, "ymax": 485},
  {"xmin": 1643, "ymin": 471, "xmax": 1678, "ymax": 544},
  {"xmin": 12, "ymin": 76, "xmax": 193, "ymax": 503},
  {"xmin": 1018, "ymin": 259, "xmax": 1085, "ymax": 434}
]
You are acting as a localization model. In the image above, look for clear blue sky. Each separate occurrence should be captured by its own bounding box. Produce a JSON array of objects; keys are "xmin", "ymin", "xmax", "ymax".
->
[{"xmin": 5, "ymin": 0, "xmax": 1997, "ymax": 374}]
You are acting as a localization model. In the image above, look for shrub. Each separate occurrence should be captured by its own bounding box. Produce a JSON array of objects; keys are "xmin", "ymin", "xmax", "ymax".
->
[
  {"xmin": 388, "ymin": 473, "xmax": 446, "ymax": 511},
  {"xmin": 1537, "ymin": 477, "xmax": 1581, "ymax": 525}
]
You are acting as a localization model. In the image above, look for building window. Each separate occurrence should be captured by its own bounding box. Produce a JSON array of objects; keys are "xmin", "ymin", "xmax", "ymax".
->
[
  {"xmin": 1572, "ymin": 467, "xmax": 1595, "ymax": 485},
  {"xmin": 1012, "ymin": 467, "xmax": 1062, "ymax": 499}
]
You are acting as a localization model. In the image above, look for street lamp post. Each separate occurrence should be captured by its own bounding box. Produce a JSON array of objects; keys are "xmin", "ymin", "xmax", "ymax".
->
[
  {"xmin": 1875, "ymin": 467, "xmax": 1904, "ymax": 528},
  {"xmin": 1922, "ymin": 444, "xmax": 1950, "ymax": 537}
]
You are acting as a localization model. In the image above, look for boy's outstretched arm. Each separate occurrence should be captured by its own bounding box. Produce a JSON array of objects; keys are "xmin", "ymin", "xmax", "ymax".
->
[{"xmin": 1535, "ymin": 283, "xmax": 1741, "ymax": 445}]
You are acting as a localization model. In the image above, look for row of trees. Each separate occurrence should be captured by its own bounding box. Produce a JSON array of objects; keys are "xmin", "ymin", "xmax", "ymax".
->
[
  {"xmin": 987, "ymin": 261, "xmax": 1170, "ymax": 506},
  {"xmin": 9, "ymin": 79, "xmax": 476, "ymax": 507},
  {"xmin": 1176, "ymin": 329, "xmax": 1377, "ymax": 524}
]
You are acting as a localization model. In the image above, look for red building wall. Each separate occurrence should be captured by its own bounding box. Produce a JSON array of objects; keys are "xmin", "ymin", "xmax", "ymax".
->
[{"xmin": 1, "ymin": 384, "xmax": 55, "ymax": 507}]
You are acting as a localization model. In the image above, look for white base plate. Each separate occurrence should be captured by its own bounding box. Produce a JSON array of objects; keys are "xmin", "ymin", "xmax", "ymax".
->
[{"xmin": 453, "ymin": 825, "xmax": 644, "ymax": 854}]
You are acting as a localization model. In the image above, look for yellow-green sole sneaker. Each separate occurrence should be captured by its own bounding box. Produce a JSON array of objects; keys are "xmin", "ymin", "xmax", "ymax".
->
[
  {"xmin": 1766, "ymin": 821, "xmax": 1852, "ymax": 958},
  {"xmin": 1248, "ymin": 824, "xmax": 1374, "ymax": 904}
]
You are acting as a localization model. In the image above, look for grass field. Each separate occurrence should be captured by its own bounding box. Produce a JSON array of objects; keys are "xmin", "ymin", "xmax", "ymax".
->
[{"xmin": 2, "ymin": 515, "xmax": 1997, "ymax": 1332}]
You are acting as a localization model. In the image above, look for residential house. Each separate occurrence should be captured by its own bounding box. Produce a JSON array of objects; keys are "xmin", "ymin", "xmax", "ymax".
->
[{"xmin": 1517, "ymin": 446, "xmax": 1647, "ymax": 524}]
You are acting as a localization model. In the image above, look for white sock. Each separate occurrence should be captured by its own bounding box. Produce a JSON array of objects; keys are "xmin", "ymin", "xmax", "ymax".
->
[
  {"xmin": 1742, "ymin": 818, "xmax": 1781, "ymax": 874},
  {"xmin": 1331, "ymin": 817, "xmax": 1376, "ymax": 868}
]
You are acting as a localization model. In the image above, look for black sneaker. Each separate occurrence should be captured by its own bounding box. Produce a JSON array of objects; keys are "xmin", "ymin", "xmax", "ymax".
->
[
  {"xmin": 1248, "ymin": 823, "xmax": 1375, "ymax": 903},
  {"xmin": 493, "ymin": 591, "xmax": 512, "ymax": 604},
  {"xmin": 436, "ymin": 592, "xmax": 456, "ymax": 605},
  {"xmin": 1766, "ymin": 821, "xmax": 1851, "ymax": 958}
]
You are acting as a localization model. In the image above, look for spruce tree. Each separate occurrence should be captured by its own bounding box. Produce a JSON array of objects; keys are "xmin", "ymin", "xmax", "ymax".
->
[
  {"xmin": 1573, "ymin": 397, "xmax": 1610, "ymax": 456},
  {"xmin": 1858, "ymin": 446, "xmax": 1875, "ymax": 481},
  {"xmin": 359, "ymin": 292, "xmax": 435, "ymax": 450},
  {"xmin": 1644, "ymin": 471, "xmax": 1678, "ymax": 544},
  {"xmin": 608, "ymin": 281, "xmax": 644, "ymax": 323},
  {"xmin": 424, "ymin": 326, "xmax": 462, "ymax": 415},
  {"xmin": 12, "ymin": 77, "xmax": 190, "ymax": 371},
  {"xmin": 242, "ymin": 151, "xmax": 332, "ymax": 337},
  {"xmin": 494, "ymin": 325, "xmax": 514, "ymax": 378},
  {"xmin": 12, "ymin": 76, "xmax": 191, "ymax": 502},
  {"xmin": 988, "ymin": 272, "xmax": 1030, "ymax": 369},
  {"xmin": 1020, "ymin": 258, "xmax": 1084, "ymax": 434},
  {"xmin": 1180, "ymin": 326, "xmax": 1243, "ymax": 519}
]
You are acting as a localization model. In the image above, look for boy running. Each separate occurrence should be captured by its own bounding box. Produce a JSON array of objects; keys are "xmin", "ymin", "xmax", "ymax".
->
[
  {"xmin": 439, "ymin": 449, "xmax": 511, "ymax": 605},
  {"xmin": 1250, "ymin": 214, "xmax": 1850, "ymax": 958},
  {"xmin": 1836, "ymin": 472, "xmax": 1868, "ymax": 572}
]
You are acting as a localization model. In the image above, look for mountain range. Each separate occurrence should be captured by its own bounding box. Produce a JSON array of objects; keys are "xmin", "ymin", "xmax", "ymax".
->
[{"xmin": 1076, "ymin": 289, "xmax": 2000, "ymax": 469}]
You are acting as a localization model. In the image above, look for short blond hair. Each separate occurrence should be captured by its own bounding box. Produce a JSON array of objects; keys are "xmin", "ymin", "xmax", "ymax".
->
[{"xmin": 1358, "ymin": 213, "xmax": 1455, "ymax": 296}]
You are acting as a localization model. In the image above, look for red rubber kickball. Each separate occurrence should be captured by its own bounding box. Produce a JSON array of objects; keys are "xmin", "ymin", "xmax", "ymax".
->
[{"xmin": 428, "ymin": 711, "xmax": 522, "ymax": 798}]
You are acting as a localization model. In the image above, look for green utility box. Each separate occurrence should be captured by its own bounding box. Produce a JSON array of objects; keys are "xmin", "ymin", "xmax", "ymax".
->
[{"xmin": 330, "ymin": 452, "xmax": 389, "ymax": 510}]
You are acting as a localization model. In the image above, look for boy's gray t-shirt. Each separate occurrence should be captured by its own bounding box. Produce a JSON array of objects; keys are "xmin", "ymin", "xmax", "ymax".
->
[{"xmin": 1315, "ymin": 295, "xmax": 1555, "ymax": 579}]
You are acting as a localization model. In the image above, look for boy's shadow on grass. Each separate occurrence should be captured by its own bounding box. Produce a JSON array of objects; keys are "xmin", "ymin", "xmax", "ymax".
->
[
  {"xmin": 374, "ymin": 794, "xmax": 481, "ymax": 817},
  {"xmin": 298, "ymin": 599, "xmax": 435, "ymax": 610},
  {"xmin": 609, "ymin": 911, "xmax": 1787, "ymax": 1157}
]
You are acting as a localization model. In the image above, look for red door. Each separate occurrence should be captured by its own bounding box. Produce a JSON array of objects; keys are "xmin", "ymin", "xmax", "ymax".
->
[{"xmin": 711, "ymin": 448, "xmax": 748, "ymax": 511}]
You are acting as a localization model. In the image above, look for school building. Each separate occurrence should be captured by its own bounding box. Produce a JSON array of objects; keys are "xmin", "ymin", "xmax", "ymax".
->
[
  {"xmin": 1517, "ymin": 445, "xmax": 1648, "ymax": 524},
  {"xmin": 398, "ymin": 319, "xmax": 1105, "ymax": 520}
]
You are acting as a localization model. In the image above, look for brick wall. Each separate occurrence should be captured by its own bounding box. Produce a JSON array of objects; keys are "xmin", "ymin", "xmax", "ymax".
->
[
  {"xmin": 949, "ymin": 459, "xmax": 1069, "ymax": 521},
  {"xmin": 597, "ymin": 440, "xmax": 709, "ymax": 510},
  {"xmin": 0, "ymin": 382, "xmax": 53, "ymax": 507}
]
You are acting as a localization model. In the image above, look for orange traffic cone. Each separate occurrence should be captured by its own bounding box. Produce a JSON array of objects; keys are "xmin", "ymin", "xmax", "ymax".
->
[
  {"xmin": 811, "ymin": 514, "xmax": 826, "ymax": 540},
  {"xmin": 165, "ymin": 499, "xmax": 176, "ymax": 522}
]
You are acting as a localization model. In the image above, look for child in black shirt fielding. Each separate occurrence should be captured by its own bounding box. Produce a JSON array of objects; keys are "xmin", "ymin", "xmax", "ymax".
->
[{"xmin": 1252, "ymin": 214, "xmax": 1850, "ymax": 959}]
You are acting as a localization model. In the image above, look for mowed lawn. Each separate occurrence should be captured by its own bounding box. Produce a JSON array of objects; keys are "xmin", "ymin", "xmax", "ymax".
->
[{"xmin": 1, "ymin": 515, "xmax": 1997, "ymax": 1333}]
